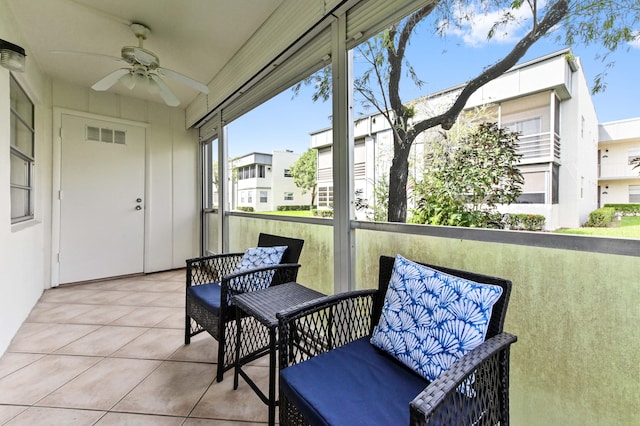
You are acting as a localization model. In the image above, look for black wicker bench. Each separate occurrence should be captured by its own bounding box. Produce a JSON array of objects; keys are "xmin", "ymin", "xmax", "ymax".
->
[{"xmin": 277, "ymin": 255, "xmax": 517, "ymax": 426}]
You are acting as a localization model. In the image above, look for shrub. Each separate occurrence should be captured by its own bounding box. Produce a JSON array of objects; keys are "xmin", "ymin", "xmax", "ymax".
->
[
  {"xmin": 312, "ymin": 209, "xmax": 333, "ymax": 218},
  {"xmin": 277, "ymin": 205, "xmax": 316, "ymax": 211},
  {"xmin": 237, "ymin": 206, "xmax": 255, "ymax": 213},
  {"xmin": 585, "ymin": 207, "xmax": 616, "ymax": 227},
  {"xmin": 506, "ymin": 214, "xmax": 546, "ymax": 231},
  {"xmin": 603, "ymin": 204, "xmax": 640, "ymax": 216}
]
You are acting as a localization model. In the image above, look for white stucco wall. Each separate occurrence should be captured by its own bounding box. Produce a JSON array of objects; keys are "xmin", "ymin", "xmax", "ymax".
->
[{"xmin": 0, "ymin": 3, "xmax": 54, "ymax": 355}]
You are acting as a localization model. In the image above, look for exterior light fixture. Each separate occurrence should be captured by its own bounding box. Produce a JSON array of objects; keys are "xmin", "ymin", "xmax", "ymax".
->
[{"xmin": 0, "ymin": 39, "xmax": 26, "ymax": 72}]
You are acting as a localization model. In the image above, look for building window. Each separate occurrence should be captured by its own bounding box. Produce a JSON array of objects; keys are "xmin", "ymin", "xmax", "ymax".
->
[
  {"xmin": 247, "ymin": 191, "xmax": 253, "ymax": 203},
  {"xmin": 318, "ymin": 186, "xmax": 333, "ymax": 208},
  {"xmin": 10, "ymin": 76, "xmax": 35, "ymax": 223},
  {"xmin": 284, "ymin": 169, "xmax": 292, "ymax": 177},
  {"xmin": 260, "ymin": 191, "xmax": 268, "ymax": 203},
  {"xmin": 258, "ymin": 164, "xmax": 266, "ymax": 178},
  {"xmin": 240, "ymin": 192, "xmax": 246, "ymax": 203},
  {"xmin": 284, "ymin": 192, "xmax": 294, "ymax": 201},
  {"xmin": 627, "ymin": 148, "xmax": 640, "ymax": 165},
  {"xmin": 516, "ymin": 166, "xmax": 546, "ymax": 204},
  {"xmin": 504, "ymin": 117, "xmax": 543, "ymax": 160},
  {"xmin": 630, "ymin": 185, "xmax": 640, "ymax": 203}
]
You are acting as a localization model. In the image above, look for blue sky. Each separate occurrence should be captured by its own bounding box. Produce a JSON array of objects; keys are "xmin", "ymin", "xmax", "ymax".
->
[{"xmin": 226, "ymin": 4, "xmax": 640, "ymax": 158}]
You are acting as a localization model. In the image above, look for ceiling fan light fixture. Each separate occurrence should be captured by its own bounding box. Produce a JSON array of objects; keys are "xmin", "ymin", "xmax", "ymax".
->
[{"xmin": 120, "ymin": 72, "xmax": 136, "ymax": 90}]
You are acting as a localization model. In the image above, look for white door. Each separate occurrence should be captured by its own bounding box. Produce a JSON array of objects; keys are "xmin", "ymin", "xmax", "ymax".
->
[{"xmin": 59, "ymin": 114, "xmax": 146, "ymax": 284}]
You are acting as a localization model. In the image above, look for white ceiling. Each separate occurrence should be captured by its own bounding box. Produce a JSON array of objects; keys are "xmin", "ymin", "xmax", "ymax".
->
[{"xmin": 5, "ymin": 0, "xmax": 285, "ymax": 107}]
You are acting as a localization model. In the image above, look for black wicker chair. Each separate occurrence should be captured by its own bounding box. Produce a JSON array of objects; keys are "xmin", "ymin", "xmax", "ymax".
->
[
  {"xmin": 277, "ymin": 255, "xmax": 517, "ymax": 426},
  {"xmin": 185, "ymin": 233, "xmax": 304, "ymax": 382}
]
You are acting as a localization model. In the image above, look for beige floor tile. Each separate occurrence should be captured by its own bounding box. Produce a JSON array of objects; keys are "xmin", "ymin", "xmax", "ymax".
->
[
  {"xmin": 0, "ymin": 353, "xmax": 44, "ymax": 379},
  {"xmin": 3, "ymin": 406, "xmax": 105, "ymax": 425},
  {"xmin": 170, "ymin": 333, "xmax": 218, "ymax": 363},
  {"xmin": 24, "ymin": 302, "xmax": 57, "ymax": 322},
  {"xmin": 190, "ymin": 365, "xmax": 270, "ymax": 423},
  {"xmin": 184, "ymin": 418, "xmax": 266, "ymax": 425},
  {"xmin": 142, "ymin": 269, "xmax": 185, "ymax": 282},
  {"xmin": 152, "ymin": 293, "xmax": 185, "ymax": 308},
  {"xmin": 63, "ymin": 304, "xmax": 137, "ymax": 325},
  {"xmin": 0, "ymin": 405, "xmax": 28, "ymax": 424},
  {"xmin": 110, "ymin": 306, "xmax": 178, "ymax": 327},
  {"xmin": 113, "ymin": 360, "xmax": 215, "ymax": 417},
  {"xmin": 111, "ymin": 328, "xmax": 184, "ymax": 360},
  {"xmin": 7, "ymin": 323, "xmax": 100, "ymax": 353},
  {"xmin": 38, "ymin": 288, "xmax": 121, "ymax": 304},
  {"xmin": 38, "ymin": 357, "xmax": 161, "ymax": 410},
  {"xmin": 0, "ymin": 355, "xmax": 100, "ymax": 405},
  {"xmin": 154, "ymin": 308, "xmax": 185, "ymax": 329},
  {"xmin": 95, "ymin": 412, "xmax": 185, "ymax": 425},
  {"xmin": 110, "ymin": 291, "xmax": 165, "ymax": 306},
  {"xmin": 55, "ymin": 326, "xmax": 149, "ymax": 356},
  {"xmin": 25, "ymin": 303, "xmax": 95, "ymax": 324}
]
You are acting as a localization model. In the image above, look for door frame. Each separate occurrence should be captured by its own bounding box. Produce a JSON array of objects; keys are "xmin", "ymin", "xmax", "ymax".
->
[{"xmin": 51, "ymin": 108, "xmax": 150, "ymax": 287}]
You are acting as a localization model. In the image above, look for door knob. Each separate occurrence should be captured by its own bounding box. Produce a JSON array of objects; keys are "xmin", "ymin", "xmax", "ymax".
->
[
  {"xmin": 135, "ymin": 205, "xmax": 142, "ymax": 211},
  {"xmin": 136, "ymin": 198, "xmax": 142, "ymax": 203}
]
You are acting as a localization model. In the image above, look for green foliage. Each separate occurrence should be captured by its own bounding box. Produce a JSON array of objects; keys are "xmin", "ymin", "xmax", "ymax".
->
[
  {"xmin": 276, "ymin": 205, "xmax": 316, "ymax": 211},
  {"xmin": 411, "ymin": 122, "xmax": 523, "ymax": 228},
  {"xmin": 289, "ymin": 149, "xmax": 318, "ymax": 205},
  {"xmin": 236, "ymin": 206, "xmax": 255, "ymax": 213},
  {"xmin": 506, "ymin": 214, "xmax": 546, "ymax": 231},
  {"xmin": 311, "ymin": 209, "xmax": 333, "ymax": 218},
  {"xmin": 585, "ymin": 207, "xmax": 616, "ymax": 227},
  {"xmin": 603, "ymin": 204, "xmax": 640, "ymax": 215}
]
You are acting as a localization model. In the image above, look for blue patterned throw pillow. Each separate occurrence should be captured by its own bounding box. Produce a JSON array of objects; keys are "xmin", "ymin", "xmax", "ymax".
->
[
  {"xmin": 229, "ymin": 246, "xmax": 287, "ymax": 292},
  {"xmin": 370, "ymin": 255, "xmax": 503, "ymax": 383}
]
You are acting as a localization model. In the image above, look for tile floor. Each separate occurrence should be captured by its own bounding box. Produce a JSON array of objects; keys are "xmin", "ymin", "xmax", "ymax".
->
[{"xmin": 0, "ymin": 269, "xmax": 273, "ymax": 425}]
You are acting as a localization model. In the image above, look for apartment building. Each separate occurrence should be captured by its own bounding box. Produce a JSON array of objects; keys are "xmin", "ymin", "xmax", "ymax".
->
[
  {"xmin": 598, "ymin": 118, "xmax": 640, "ymax": 206},
  {"xmin": 311, "ymin": 49, "xmax": 601, "ymax": 230},
  {"xmin": 229, "ymin": 150, "xmax": 311, "ymax": 212}
]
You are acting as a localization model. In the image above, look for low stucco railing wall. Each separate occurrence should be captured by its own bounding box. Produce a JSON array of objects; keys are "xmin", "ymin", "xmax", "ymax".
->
[{"xmin": 226, "ymin": 213, "xmax": 639, "ymax": 425}]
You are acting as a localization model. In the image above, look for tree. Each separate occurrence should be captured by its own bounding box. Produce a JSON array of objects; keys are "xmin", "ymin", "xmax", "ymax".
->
[
  {"xmin": 296, "ymin": 0, "xmax": 640, "ymax": 222},
  {"xmin": 290, "ymin": 148, "xmax": 318, "ymax": 206},
  {"xmin": 411, "ymin": 122, "xmax": 523, "ymax": 227}
]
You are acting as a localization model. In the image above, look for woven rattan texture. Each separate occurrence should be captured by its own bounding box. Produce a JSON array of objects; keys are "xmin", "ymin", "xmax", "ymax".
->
[
  {"xmin": 277, "ymin": 256, "xmax": 517, "ymax": 426},
  {"xmin": 185, "ymin": 248, "xmax": 301, "ymax": 381}
]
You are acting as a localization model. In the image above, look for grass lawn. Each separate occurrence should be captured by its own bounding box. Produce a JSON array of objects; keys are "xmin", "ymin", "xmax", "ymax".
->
[
  {"xmin": 554, "ymin": 216, "xmax": 640, "ymax": 238},
  {"xmin": 256, "ymin": 210, "xmax": 315, "ymax": 217}
]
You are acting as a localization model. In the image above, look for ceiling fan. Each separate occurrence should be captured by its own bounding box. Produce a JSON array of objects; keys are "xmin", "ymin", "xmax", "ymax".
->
[{"xmin": 56, "ymin": 23, "xmax": 209, "ymax": 106}]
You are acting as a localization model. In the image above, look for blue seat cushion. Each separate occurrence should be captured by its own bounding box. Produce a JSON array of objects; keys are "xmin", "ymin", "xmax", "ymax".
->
[
  {"xmin": 187, "ymin": 282, "xmax": 223, "ymax": 315},
  {"xmin": 280, "ymin": 337, "xmax": 429, "ymax": 426}
]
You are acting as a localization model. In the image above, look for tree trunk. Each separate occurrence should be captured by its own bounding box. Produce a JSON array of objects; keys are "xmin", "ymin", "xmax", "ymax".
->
[{"xmin": 387, "ymin": 133, "xmax": 412, "ymax": 222}]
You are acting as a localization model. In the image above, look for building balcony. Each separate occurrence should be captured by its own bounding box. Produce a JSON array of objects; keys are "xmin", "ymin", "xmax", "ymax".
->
[
  {"xmin": 517, "ymin": 131, "xmax": 561, "ymax": 165},
  {"xmin": 598, "ymin": 162, "xmax": 640, "ymax": 180}
]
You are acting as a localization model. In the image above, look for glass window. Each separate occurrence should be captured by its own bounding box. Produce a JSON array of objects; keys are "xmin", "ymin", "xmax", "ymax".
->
[
  {"xmin": 260, "ymin": 190, "xmax": 268, "ymax": 203},
  {"xmin": 284, "ymin": 192, "xmax": 294, "ymax": 201},
  {"xmin": 627, "ymin": 147, "xmax": 640, "ymax": 165},
  {"xmin": 284, "ymin": 169, "xmax": 292, "ymax": 177},
  {"xmin": 258, "ymin": 164, "xmax": 266, "ymax": 178},
  {"xmin": 10, "ymin": 76, "xmax": 34, "ymax": 223},
  {"xmin": 248, "ymin": 191, "xmax": 253, "ymax": 203},
  {"xmin": 629, "ymin": 185, "xmax": 640, "ymax": 203},
  {"xmin": 318, "ymin": 186, "xmax": 333, "ymax": 208},
  {"xmin": 516, "ymin": 165, "xmax": 547, "ymax": 204}
]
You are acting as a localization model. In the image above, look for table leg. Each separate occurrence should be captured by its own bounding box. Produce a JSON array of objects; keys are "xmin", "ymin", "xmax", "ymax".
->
[
  {"xmin": 233, "ymin": 309, "xmax": 241, "ymax": 390},
  {"xmin": 268, "ymin": 326, "xmax": 277, "ymax": 426}
]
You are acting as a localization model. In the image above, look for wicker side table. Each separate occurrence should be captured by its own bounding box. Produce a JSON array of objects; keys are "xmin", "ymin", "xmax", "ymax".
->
[{"xmin": 232, "ymin": 282, "xmax": 324, "ymax": 426}]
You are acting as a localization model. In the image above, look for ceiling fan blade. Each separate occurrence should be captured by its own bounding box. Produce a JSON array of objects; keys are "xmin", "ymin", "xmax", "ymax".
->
[
  {"xmin": 157, "ymin": 67, "xmax": 209, "ymax": 94},
  {"xmin": 150, "ymin": 74, "xmax": 180, "ymax": 106},
  {"xmin": 51, "ymin": 50, "xmax": 125, "ymax": 63},
  {"xmin": 92, "ymin": 68, "xmax": 131, "ymax": 91}
]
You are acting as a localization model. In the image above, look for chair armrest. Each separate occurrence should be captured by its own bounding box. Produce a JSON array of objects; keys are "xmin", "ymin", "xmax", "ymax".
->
[
  {"xmin": 186, "ymin": 252, "xmax": 244, "ymax": 286},
  {"xmin": 220, "ymin": 263, "xmax": 302, "ymax": 295},
  {"xmin": 277, "ymin": 289, "xmax": 379, "ymax": 369},
  {"xmin": 409, "ymin": 332, "xmax": 518, "ymax": 426}
]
